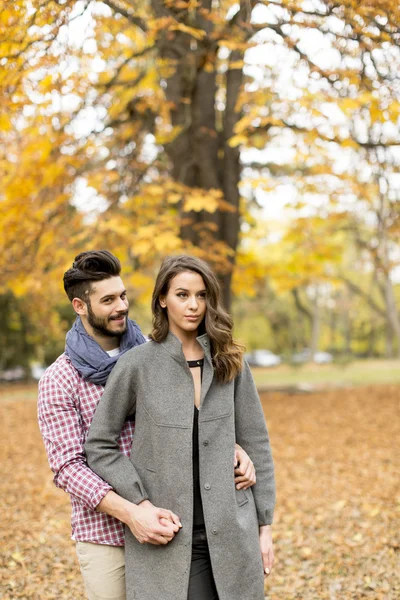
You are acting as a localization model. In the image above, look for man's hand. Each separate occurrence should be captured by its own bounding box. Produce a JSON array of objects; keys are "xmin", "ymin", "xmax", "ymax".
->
[
  {"xmin": 259, "ymin": 525, "xmax": 274, "ymax": 579},
  {"xmin": 127, "ymin": 500, "xmax": 182, "ymax": 545},
  {"xmin": 97, "ymin": 491, "xmax": 181, "ymax": 546},
  {"xmin": 234, "ymin": 443, "xmax": 256, "ymax": 490}
]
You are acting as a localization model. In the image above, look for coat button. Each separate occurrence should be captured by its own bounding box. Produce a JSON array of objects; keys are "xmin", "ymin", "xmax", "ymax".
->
[
  {"xmin": 203, "ymin": 440, "xmax": 209, "ymax": 446},
  {"xmin": 204, "ymin": 483, "xmax": 211, "ymax": 490},
  {"xmin": 212, "ymin": 528, "xmax": 218, "ymax": 535}
]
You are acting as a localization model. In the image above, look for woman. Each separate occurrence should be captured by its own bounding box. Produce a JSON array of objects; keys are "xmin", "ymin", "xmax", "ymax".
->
[{"xmin": 85, "ymin": 255, "xmax": 276, "ymax": 600}]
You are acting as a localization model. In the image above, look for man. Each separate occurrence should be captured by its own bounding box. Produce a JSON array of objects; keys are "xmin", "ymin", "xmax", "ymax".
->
[{"xmin": 38, "ymin": 250, "xmax": 256, "ymax": 600}]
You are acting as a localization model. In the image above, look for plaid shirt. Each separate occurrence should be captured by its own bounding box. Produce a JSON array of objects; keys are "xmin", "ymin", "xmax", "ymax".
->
[{"xmin": 38, "ymin": 353, "xmax": 135, "ymax": 546}]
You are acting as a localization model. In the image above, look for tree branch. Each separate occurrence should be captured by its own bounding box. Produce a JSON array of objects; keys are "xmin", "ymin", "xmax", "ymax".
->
[
  {"xmin": 101, "ymin": 0, "xmax": 147, "ymax": 32},
  {"xmin": 340, "ymin": 276, "xmax": 386, "ymax": 319}
]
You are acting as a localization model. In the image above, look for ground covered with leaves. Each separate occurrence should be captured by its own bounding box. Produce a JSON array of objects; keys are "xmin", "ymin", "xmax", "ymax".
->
[{"xmin": 0, "ymin": 384, "xmax": 398, "ymax": 599}]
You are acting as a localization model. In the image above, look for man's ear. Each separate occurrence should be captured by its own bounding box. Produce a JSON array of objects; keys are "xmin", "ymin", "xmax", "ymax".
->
[{"xmin": 72, "ymin": 297, "xmax": 88, "ymax": 316}]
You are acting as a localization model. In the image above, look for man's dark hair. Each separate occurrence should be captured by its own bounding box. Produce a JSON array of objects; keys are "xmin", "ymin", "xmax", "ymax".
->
[{"xmin": 63, "ymin": 250, "xmax": 121, "ymax": 302}]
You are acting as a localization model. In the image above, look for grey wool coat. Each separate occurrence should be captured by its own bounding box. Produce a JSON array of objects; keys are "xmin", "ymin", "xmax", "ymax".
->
[{"xmin": 85, "ymin": 332, "xmax": 275, "ymax": 600}]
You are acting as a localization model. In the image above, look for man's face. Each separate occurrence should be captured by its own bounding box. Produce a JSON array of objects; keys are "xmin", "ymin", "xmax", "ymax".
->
[{"xmin": 84, "ymin": 276, "xmax": 129, "ymax": 339}]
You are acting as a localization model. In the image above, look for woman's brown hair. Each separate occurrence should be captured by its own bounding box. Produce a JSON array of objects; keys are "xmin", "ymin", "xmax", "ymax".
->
[{"xmin": 150, "ymin": 255, "xmax": 244, "ymax": 383}]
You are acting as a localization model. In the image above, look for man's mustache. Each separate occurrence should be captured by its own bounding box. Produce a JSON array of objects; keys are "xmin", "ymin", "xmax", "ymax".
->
[{"xmin": 109, "ymin": 312, "xmax": 128, "ymax": 320}]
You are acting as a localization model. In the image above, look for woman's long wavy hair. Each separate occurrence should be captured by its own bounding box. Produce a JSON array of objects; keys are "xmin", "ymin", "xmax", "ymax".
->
[{"xmin": 150, "ymin": 255, "xmax": 244, "ymax": 383}]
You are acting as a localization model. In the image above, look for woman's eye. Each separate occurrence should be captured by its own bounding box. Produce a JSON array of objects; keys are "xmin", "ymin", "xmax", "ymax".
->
[{"xmin": 177, "ymin": 293, "xmax": 187, "ymax": 298}]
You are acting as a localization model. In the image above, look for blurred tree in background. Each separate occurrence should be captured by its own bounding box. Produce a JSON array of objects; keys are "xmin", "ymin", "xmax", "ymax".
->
[{"xmin": 0, "ymin": 0, "xmax": 399, "ymax": 366}]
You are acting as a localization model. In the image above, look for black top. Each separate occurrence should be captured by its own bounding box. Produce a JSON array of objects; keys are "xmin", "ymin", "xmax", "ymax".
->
[{"xmin": 187, "ymin": 358, "xmax": 205, "ymax": 529}]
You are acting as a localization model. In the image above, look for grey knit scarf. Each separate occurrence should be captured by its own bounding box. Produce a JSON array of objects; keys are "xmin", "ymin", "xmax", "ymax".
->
[{"xmin": 65, "ymin": 316, "xmax": 146, "ymax": 386}]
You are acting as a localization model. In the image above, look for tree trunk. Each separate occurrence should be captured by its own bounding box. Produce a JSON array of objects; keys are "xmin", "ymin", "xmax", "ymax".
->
[
  {"xmin": 310, "ymin": 289, "xmax": 320, "ymax": 356},
  {"xmin": 329, "ymin": 306, "xmax": 337, "ymax": 353},
  {"xmin": 382, "ymin": 274, "xmax": 400, "ymax": 358},
  {"xmin": 374, "ymin": 175, "xmax": 400, "ymax": 358},
  {"xmin": 152, "ymin": 1, "xmax": 246, "ymax": 309}
]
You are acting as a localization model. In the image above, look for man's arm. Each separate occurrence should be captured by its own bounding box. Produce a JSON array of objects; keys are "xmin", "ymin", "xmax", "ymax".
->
[
  {"xmin": 97, "ymin": 491, "xmax": 181, "ymax": 545},
  {"xmin": 38, "ymin": 373, "xmax": 112, "ymax": 510},
  {"xmin": 38, "ymin": 371, "xmax": 180, "ymax": 544}
]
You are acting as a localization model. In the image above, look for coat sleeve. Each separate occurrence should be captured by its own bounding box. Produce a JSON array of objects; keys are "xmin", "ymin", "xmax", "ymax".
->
[
  {"xmin": 85, "ymin": 351, "xmax": 149, "ymax": 506},
  {"xmin": 234, "ymin": 359, "xmax": 276, "ymax": 526}
]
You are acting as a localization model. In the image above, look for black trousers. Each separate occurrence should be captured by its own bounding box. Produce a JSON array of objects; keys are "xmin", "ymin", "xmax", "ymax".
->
[{"xmin": 187, "ymin": 528, "xmax": 219, "ymax": 600}]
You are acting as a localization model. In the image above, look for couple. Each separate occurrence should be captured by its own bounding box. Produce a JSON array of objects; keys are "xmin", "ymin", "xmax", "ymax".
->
[{"xmin": 38, "ymin": 250, "xmax": 276, "ymax": 600}]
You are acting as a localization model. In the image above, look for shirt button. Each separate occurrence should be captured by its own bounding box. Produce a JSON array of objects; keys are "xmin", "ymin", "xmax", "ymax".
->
[
  {"xmin": 204, "ymin": 341, "xmax": 208, "ymax": 346},
  {"xmin": 203, "ymin": 440, "xmax": 209, "ymax": 446},
  {"xmin": 212, "ymin": 528, "xmax": 218, "ymax": 535},
  {"xmin": 204, "ymin": 483, "xmax": 211, "ymax": 490}
]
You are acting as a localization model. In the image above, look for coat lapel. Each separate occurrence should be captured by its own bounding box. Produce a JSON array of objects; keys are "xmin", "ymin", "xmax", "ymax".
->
[
  {"xmin": 160, "ymin": 332, "xmax": 214, "ymax": 406},
  {"xmin": 195, "ymin": 334, "xmax": 213, "ymax": 405}
]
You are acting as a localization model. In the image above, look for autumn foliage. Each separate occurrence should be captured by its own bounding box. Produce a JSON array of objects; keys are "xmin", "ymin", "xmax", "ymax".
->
[{"xmin": 1, "ymin": 1, "xmax": 400, "ymax": 360}]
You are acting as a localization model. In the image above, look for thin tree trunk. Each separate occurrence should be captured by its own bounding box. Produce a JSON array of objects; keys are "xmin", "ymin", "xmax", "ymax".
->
[
  {"xmin": 382, "ymin": 274, "xmax": 400, "ymax": 358},
  {"xmin": 310, "ymin": 289, "xmax": 320, "ymax": 356}
]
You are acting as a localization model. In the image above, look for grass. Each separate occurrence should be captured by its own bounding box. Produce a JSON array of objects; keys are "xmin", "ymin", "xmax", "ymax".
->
[
  {"xmin": 0, "ymin": 384, "xmax": 38, "ymax": 402},
  {"xmin": 251, "ymin": 358, "xmax": 400, "ymax": 389},
  {"xmin": 1, "ymin": 358, "xmax": 399, "ymax": 398}
]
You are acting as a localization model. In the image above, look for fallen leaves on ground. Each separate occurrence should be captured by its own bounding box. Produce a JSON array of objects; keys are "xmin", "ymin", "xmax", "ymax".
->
[{"xmin": 0, "ymin": 384, "xmax": 398, "ymax": 599}]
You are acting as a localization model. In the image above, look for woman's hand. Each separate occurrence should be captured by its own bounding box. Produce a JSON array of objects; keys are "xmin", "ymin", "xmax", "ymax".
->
[
  {"xmin": 259, "ymin": 525, "xmax": 274, "ymax": 578},
  {"xmin": 129, "ymin": 500, "xmax": 182, "ymax": 545},
  {"xmin": 234, "ymin": 443, "xmax": 256, "ymax": 489}
]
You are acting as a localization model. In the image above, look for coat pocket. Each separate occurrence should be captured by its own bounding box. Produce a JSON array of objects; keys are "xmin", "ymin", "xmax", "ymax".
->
[{"xmin": 235, "ymin": 488, "xmax": 249, "ymax": 507}]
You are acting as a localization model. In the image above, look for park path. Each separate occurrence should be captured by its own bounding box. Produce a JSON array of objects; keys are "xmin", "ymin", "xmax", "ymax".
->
[{"xmin": 0, "ymin": 384, "xmax": 399, "ymax": 600}]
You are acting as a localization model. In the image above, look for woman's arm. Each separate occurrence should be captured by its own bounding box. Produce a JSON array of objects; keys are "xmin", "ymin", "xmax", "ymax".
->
[
  {"xmin": 234, "ymin": 359, "xmax": 276, "ymax": 576},
  {"xmin": 85, "ymin": 351, "xmax": 181, "ymax": 544},
  {"xmin": 234, "ymin": 359, "xmax": 276, "ymax": 526},
  {"xmin": 85, "ymin": 351, "xmax": 148, "ymax": 505}
]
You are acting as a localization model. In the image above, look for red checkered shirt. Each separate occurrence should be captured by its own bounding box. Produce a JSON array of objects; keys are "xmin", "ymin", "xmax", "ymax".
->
[{"xmin": 38, "ymin": 353, "xmax": 134, "ymax": 546}]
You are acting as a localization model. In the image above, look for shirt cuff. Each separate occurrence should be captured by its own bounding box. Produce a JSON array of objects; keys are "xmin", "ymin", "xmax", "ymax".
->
[{"xmin": 89, "ymin": 482, "xmax": 113, "ymax": 510}]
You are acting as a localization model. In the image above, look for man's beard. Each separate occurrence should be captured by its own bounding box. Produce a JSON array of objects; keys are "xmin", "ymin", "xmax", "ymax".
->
[{"xmin": 87, "ymin": 301, "xmax": 128, "ymax": 338}]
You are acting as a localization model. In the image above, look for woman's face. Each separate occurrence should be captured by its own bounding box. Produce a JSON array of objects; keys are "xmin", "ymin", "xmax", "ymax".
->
[{"xmin": 160, "ymin": 271, "xmax": 207, "ymax": 338}]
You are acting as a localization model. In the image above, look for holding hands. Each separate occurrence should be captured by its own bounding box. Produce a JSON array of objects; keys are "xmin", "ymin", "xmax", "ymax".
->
[{"xmin": 126, "ymin": 499, "xmax": 182, "ymax": 546}]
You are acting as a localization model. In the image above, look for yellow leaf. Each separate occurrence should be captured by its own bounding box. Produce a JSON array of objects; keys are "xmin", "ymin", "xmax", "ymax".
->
[
  {"xmin": 167, "ymin": 192, "xmax": 181, "ymax": 204},
  {"xmin": 218, "ymin": 40, "xmax": 251, "ymax": 51},
  {"xmin": 39, "ymin": 74, "xmax": 53, "ymax": 92},
  {"xmin": 11, "ymin": 552, "xmax": 24, "ymax": 564},
  {"xmin": 341, "ymin": 138, "xmax": 359, "ymax": 149},
  {"xmin": 134, "ymin": 239, "xmax": 153, "ymax": 255},
  {"xmin": 339, "ymin": 98, "xmax": 359, "ymax": 115},
  {"xmin": 171, "ymin": 23, "xmax": 206, "ymax": 40},
  {"xmin": 146, "ymin": 184, "xmax": 165, "ymax": 196},
  {"xmin": 203, "ymin": 60, "xmax": 215, "ymax": 73},
  {"xmin": 0, "ymin": 113, "xmax": 11, "ymax": 131},
  {"xmin": 332, "ymin": 500, "xmax": 346, "ymax": 511},
  {"xmin": 228, "ymin": 134, "xmax": 247, "ymax": 148},
  {"xmin": 229, "ymin": 60, "xmax": 244, "ymax": 70},
  {"xmin": 184, "ymin": 194, "xmax": 218, "ymax": 213}
]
